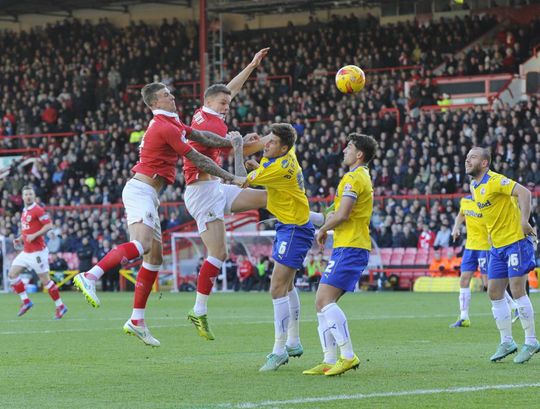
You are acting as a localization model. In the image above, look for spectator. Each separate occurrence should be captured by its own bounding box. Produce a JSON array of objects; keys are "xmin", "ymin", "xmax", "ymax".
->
[
  {"xmin": 77, "ymin": 237, "xmax": 94, "ymax": 273},
  {"xmin": 434, "ymin": 223, "xmax": 452, "ymax": 249}
]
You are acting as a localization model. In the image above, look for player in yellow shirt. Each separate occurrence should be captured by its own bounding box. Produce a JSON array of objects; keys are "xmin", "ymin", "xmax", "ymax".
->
[
  {"xmin": 242, "ymin": 123, "xmax": 315, "ymax": 372},
  {"xmin": 449, "ymin": 196, "xmax": 518, "ymax": 328},
  {"xmin": 303, "ymin": 133, "xmax": 378, "ymax": 377},
  {"xmin": 466, "ymin": 147, "xmax": 538, "ymax": 363}
]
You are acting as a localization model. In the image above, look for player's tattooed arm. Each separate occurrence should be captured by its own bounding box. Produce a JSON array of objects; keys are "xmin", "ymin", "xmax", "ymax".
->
[
  {"xmin": 187, "ymin": 129, "xmax": 233, "ymax": 148},
  {"xmin": 231, "ymin": 132, "xmax": 248, "ymax": 177},
  {"xmin": 185, "ymin": 149, "xmax": 246, "ymax": 186}
]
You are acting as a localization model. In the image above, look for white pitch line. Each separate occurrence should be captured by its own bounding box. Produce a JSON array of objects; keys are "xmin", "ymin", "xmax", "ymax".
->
[
  {"xmin": 0, "ymin": 313, "xmax": 491, "ymax": 335},
  {"xmin": 216, "ymin": 383, "xmax": 540, "ymax": 409},
  {"xmin": 0, "ymin": 313, "xmax": 493, "ymax": 335}
]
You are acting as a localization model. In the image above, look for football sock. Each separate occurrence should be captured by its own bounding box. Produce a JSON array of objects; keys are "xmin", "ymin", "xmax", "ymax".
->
[
  {"xmin": 459, "ymin": 287, "xmax": 471, "ymax": 320},
  {"xmin": 491, "ymin": 298, "xmax": 513, "ymax": 343},
  {"xmin": 86, "ymin": 240, "xmax": 144, "ymax": 280},
  {"xmin": 194, "ymin": 257, "xmax": 223, "ymax": 316},
  {"xmin": 286, "ymin": 288, "xmax": 301, "ymax": 348},
  {"xmin": 272, "ymin": 296, "xmax": 290, "ymax": 355},
  {"xmin": 131, "ymin": 262, "xmax": 160, "ymax": 326},
  {"xmin": 317, "ymin": 312, "xmax": 337, "ymax": 364},
  {"xmin": 309, "ymin": 211, "xmax": 325, "ymax": 227},
  {"xmin": 504, "ymin": 290, "xmax": 518, "ymax": 310},
  {"xmin": 10, "ymin": 277, "xmax": 30, "ymax": 303},
  {"xmin": 515, "ymin": 295, "xmax": 538, "ymax": 345},
  {"xmin": 322, "ymin": 303, "xmax": 354, "ymax": 360},
  {"xmin": 45, "ymin": 280, "xmax": 63, "ymax": 307}
]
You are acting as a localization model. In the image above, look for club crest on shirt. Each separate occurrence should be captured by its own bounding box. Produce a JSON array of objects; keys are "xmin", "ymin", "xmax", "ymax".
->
[
  {"xmin": 480, "ymin": 188, "xmax": 486, "ymax": 195},
  {"xmin": 281, "ymin": 159, "xmax": 289, "ymax": 168},
  {"xmin": 500, "ymin": 178, "xmax": 510, "ymax": 186},
  {"xmin": 26, "ymin": 215, "xmax": 32, "ymax": 222},
  {"xmin": 344, "ymin": 183, "xmax": 353, "ymax": 191}
]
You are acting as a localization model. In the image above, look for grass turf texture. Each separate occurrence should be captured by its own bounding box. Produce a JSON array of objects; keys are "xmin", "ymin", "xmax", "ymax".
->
[{"xmin": 0, "ymin": 291, "xmax": 538, "ymax": 408}]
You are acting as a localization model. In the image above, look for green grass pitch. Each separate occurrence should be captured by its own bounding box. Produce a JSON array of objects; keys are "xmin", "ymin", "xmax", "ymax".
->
[{"xmin": 0, "ymin": 291, "xmax": 539, "ymax": 408}]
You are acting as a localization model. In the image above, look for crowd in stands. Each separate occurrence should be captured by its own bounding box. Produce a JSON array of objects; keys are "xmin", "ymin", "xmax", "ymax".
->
[
  {"xmin": 441, "ymin": 18, "xmax": 540, "ymax": 77},
  {"xmin": 0, "ymin": 13, "xmax": 539, "ymax": 275}
]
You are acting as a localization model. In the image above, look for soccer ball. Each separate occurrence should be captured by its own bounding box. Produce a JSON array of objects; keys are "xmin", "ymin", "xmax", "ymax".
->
[{"xmin": 335, "ymin": 65, "xmax": 366, "ymax": 94}]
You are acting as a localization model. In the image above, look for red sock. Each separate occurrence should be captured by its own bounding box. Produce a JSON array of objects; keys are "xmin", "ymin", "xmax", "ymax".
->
[
  {"xmin": 133, "ymin": 266, "xmax": 159, "ymax": 310},
  {"xmin": 96, "ymin": 241, "xmax": 142, "ymax": 272},
  {"xmin": 197, "ymin": 260, "xmax": 221, "ymax": 295},
  {"xmin": 46, "ymin": 281, "xmax": 60, "ymax": 301},
  {"xmin": 12, "ymin": 279, "xmax": 25, "ymax": 294}
]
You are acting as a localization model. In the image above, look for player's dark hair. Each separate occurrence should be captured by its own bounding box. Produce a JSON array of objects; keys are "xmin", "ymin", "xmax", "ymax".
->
[
  {"xmin": 22, "ymin": 185, "xmax": 34, "ymax": 193},
  {"xmin": 141, "ymin": 82, "xmax": 167, "ymax": 107},
  {"xmin": 204, "ymin": 84, "xmax": 232, "ymax": 100},
  {"xmin": 348, "ymin": 133, "xmax": 378, "ymax": 164},
  {"xmin": 270, "ymin": 123, "xmax": 297, "ymax": 151},
  {"xmin": 473, "ymin": 146, "xmax": 492, "ymax": 165}
]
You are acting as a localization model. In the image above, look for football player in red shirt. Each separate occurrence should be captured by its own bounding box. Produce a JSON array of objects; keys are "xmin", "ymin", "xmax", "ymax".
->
[
  {"xmin": 185, "ymin": 48, "xmax": 323, "ymax": 340},
  {"xmin": 184, "ymin": 48, "xmax": 272, "ymax": 339},
  {"xmin": 73, "ymin": 82, "xmax": 246, "ymax": 347},
  {"xmin": 9, "ymin": 186, "xmax": 67, "ymax": 319}
]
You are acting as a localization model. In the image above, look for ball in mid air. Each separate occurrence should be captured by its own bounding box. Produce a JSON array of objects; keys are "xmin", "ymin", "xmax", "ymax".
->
[{"xmin": 335, "ymin": 65, "xmax": 366, "ymax": 94}]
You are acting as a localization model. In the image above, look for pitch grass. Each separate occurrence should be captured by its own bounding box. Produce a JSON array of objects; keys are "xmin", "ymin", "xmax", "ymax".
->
[{"xmin": 0, "ymin": 291, "xmax": 539, "ymax": 409}]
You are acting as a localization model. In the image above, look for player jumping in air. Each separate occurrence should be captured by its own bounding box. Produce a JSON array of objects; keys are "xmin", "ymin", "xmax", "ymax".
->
[{"xmin": 73, "ymin": 82, "xmax": 245, "ymax": 347}]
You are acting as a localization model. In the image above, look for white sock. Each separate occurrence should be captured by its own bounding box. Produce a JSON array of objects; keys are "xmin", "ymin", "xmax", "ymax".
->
[
  {"xmin": 504, "ymin": 290, "xmax": 518, "ymax": 310},
  {"xmin": 322, "ymin": 303, "xmax": 354, "ymax": 359},
  {"xmin": 130, "ymin": 308, "xmax": 145, "ymax": 323},
  {"xmin": 459, "ymin": 288, "xmax": 471, "ymax": 320},
  {"xmin": 86, "ymin": 265, "xmax": 105, "ymax": 280},
  {"xmin": 272, "ymin": 296, "xmax": 290, "ymax": 355},
  {"xmin": 317, "ymin": 312, "xmax": 337, "ymax": 364},
  {"xmin": 515, "ymin": 295, "xmax": 538, "ymax": 345},
  {"xmin": 194, "ymin": 293, "xmax": 209, "ymax": 316},
  {"xmin": 286, "ymin": 288, "xmax": 301, "ymax": 348},
  {"xmin": 491, "ymin": 298, "xmax": 513, "ymax": 344},
  {"xmin": 55, "ymin": 299, "xmax": 64, "ymax": 307},
  {"xmin": 309, "ymin": 211, "xmax": 325, "ymax": 227}
]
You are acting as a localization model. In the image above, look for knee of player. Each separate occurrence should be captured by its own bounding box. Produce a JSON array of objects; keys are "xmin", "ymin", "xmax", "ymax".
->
[
  {"xmin": 144, "ymin": 255, "xmax": 163, "ymax": 266},
  {"xmin": 270, "ymin": 283, "xmax": 288, "ymax": 299}
]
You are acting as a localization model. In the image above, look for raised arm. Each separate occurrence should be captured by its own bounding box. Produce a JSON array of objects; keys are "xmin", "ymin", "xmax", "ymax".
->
[
  {"xmin": 230, "ymin": 132, "xmax": 247, "ymax": 177},
  {"xmin": 227, "ymin": 48, "xmax": 269, "ymax": 99},
  {"xmin": 184, "ymin": 149, "xmax": 245, "ymax": 186}
]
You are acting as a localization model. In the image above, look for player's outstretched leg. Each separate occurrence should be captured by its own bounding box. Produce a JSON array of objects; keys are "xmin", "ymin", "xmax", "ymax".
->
[
  {"xmin": 259, "ymin": 295, "xmax": 290, "ymax": 372},
  {"xmin": 74, "ymin": 240, "xmax": 144, "ymax": 308},
  {"xmin": 124, "ymin": 262, "xmax": 161, "ymax": 347},
  {"xmin": 10, "ymin": 277, "xmax": 33, "ymax": 317}
]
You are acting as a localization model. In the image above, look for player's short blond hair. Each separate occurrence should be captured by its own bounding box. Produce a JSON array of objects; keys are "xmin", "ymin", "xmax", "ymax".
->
[
  {"xmin": 22, "ymin": 185, "xmax": 34, "ymax": 193},
  {"xmin": 141, "ymin": 82, "xmax": 167, "ymax": 108},
  {"xmin": 471, "ymin": 146, "xmax": 491, "ymax": 165}
]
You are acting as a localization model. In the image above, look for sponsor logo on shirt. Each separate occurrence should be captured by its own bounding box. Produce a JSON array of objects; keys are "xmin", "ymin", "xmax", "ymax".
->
[
  {"xmin": 477, "ymin": 200, "xmax": 492, "ymax": 209},
  {"xmin": 501, "ymin": 178, "xmax": 510, "ymax": 186}
]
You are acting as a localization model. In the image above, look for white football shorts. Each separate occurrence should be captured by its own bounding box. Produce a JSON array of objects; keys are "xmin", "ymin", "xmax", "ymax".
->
[
  {"xmin": 12, "ymin": 247, "xmax": 50, "ymax": 274},
  {"xmin": 184, "ymin": 180, "xmax": 242, "ymax": 233},
  {"xmin": 122, "ymin": 178, "xmax": 162, "ymax": 241}
]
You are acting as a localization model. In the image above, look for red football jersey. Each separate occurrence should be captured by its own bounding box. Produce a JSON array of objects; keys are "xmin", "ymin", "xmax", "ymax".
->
[
  {"xmin": 21, "ymin": 203, "xmax": 50, "ymax": 252},
  {"xmin": 183, "ymin": 106, "xmax": 230, "ymax": 185},
  {"xmin": 131, "ymin": 110, "xmax": 193, "ymax": 185}
]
